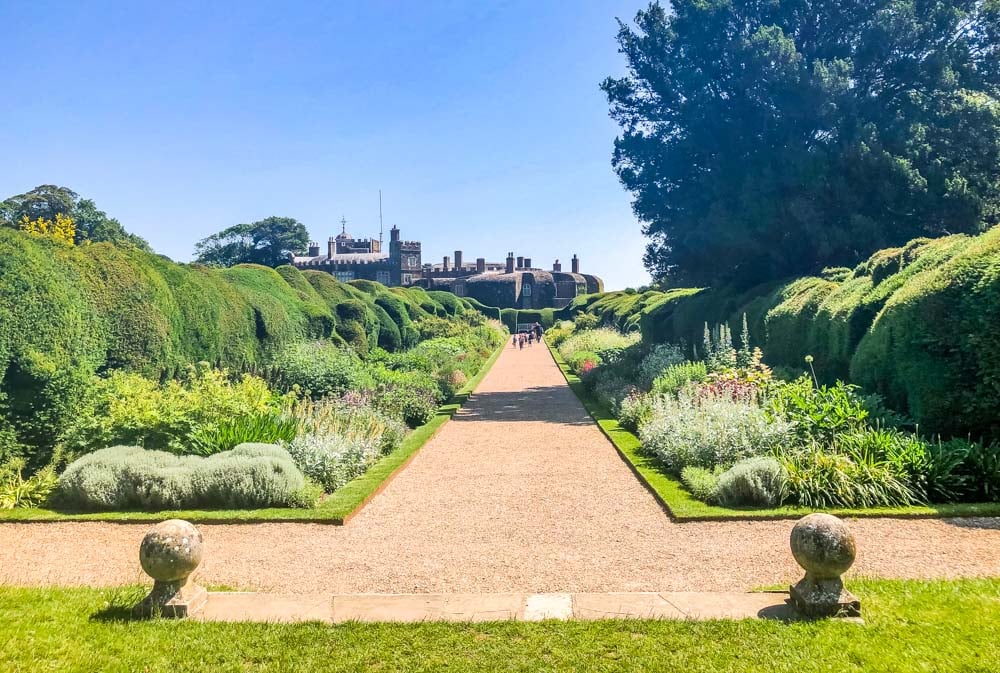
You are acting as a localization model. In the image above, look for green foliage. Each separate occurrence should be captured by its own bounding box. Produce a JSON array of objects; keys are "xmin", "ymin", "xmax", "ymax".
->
[
  {"xmin": 651, "ymin": 361, "xmax": 708, "ymax": 397},
  {"xmin": 188, "ymin": 412, "xmax": 298, "ymax": 456},
  {"xmin": 604, "ymin": 1, "xmax": 1000, "ymax": 286},
  {"xmin": 716, "ymin": 457, "xmax": 787, "ymax": 508},
  {"xmin": 767, "ymin": 377, "xmax": 870, "ymax": 444},
  {"xmin": 1, "ymin": 185, "xmax": 149, "ymax": 249},
  {"xmin": 639, "ymin": 393, "xmax": 795, "ymax": 473},
  {"xmin": 557, "ymin": 328, "xmax": 640, "ymax": 369},
  {"xmin": 194, "ymin": 216, "xmax": 309, "ymax": 268},
  {"xmin": 269, "ymin": 341, "xmax": 375, "ymax": 399},
  {"xmin": 56, "ymin": 444, "xmax": 312, "ymax": 511},
  {"xmin": 637, "ymin": 343, "xmax": 685, "ymax": 388},
  {"xmin": 574, "ymin": 312, "xmax": 600, "ymax": 331},
  {"xmin": 0, "ymin": 457, "xmax": 58, "ymax": 509},
  {"xmin": 61, "ymin": 365, "xmax": 285, "ymax": 456},
  {"xmin": 781, "ymin": 447, "xmax": 919, "ymax": 509},
  {"xmin": 680, "ymin": 465, "xmax": 720, "ymax": 504}
]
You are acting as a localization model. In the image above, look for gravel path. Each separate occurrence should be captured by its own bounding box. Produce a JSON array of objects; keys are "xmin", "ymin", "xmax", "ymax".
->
[{"xmin": 1, "ymin": 340, "xmax": 998, "ymax": 593}]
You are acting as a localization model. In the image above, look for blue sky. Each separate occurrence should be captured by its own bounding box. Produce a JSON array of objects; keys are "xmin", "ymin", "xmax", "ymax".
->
[{"xmin": 1, "ymin": 0, "xmax": 651, "ymax": 290}]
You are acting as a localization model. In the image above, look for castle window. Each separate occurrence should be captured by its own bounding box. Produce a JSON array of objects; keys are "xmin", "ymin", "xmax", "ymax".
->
[
  {"xmin": 376, "ymin": 271, "xmax": 390, "ymax": 285},
  {"xmin": 407, "ymin": 255, "xmax": 417, "ymax": 267},
  {"xmin": 334, "ymin": 271, "xmax": 355, "ymax": 282},
  {"xmin": 402, "ymin": 273, "xmax": 412, "ymax": 284},
  {"xmin": 523, "ymin": 284, "xmax": 532, "ymax": 296}
]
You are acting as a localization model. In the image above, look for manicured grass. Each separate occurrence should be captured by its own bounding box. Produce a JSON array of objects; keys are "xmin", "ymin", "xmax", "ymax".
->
[
  {"xmin": 0, "ymin": 579, "xmax": 997, "ymax": 672},
  {"xmin": 0, "ymin": 343, "xmax": 506, "ymax": 525},
  {"xmin": 547, "ymin": 341, "xmax": 1000, "ymax": 521}
]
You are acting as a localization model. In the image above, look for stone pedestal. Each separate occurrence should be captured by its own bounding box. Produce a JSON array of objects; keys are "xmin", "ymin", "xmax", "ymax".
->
[
  {"xmin": 789, "ymin": 576, "xmax": 861, "ymax": 618},
  {"xmin": 788, "ymin": 513, "xmax": 861, "ymax": 618},
  {"xmin": 134, "ymin": 519, "xmax": 206, "ymax": 619}
]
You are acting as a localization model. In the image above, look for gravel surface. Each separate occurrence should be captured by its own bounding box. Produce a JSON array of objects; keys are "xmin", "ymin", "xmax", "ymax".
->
[{"xmin": 1, "ymin": 340, "xmax": 998, "ymax": 593}]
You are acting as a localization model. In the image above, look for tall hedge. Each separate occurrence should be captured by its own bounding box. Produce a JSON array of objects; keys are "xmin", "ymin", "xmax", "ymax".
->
[
  {"xmin": 559, "ymin": 226, "xmax": 1000, "ymax": 439},
  {"xmin": 0, "ymin": 229, "xmax": 485, "ymax": 465}
]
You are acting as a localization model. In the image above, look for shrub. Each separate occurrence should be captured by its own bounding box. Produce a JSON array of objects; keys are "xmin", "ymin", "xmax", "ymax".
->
[
  {"xmin": 651, "ymin": 361, "xmax": 708, "ymax": 397},
  {"xmin": 0, "ymin": 457, "xmax": 59, "ymax": 509},
  {"xmin": 924, "ymin": 438, "xmax": 976, "ymax": 503},
  {"xmin": 566, "ymin": 351, "xmax": 601, "ymax": 375},
  {"xmin": 639, "ymin": 392, "xmax": 795, "ymax": 472},
  {"xmin": 188, "ymin": 411, "xmax": 298, "ymax": 456},
  {"xmin": 370, "ymin": 367, "xmax": 441, "ymax": 427},
  {"xmin": 716, "ymin": 457, "xmax": 788, "ymax": 507},
  {"xmin": 780, "ymin": 447, "xmax": 919, "ymax": 508},
  {"xmin": 57, "ymin": 444, "xmax": 313, "ymax": 510},
  {"xmin": 618, "ymin": 391, "xmax": 654, "ymax": 433},
  {"xmin": 559, "ymin": 328, "xmax": 639, "ymax": 367},
  {"xmin": 61, "ymin": 365, "xmax": 285, "ymax": 456},
  {"xmin": 286, "ymin": 396, "xmax": 406, "ymax": 456},
  {"xmin": 637, "ymin": 344, "xmax": 686, "ymax": 388},
  {"xmin": 680, "ymin": 466, "xmax": 720, "ymax": 504},
  {"xmin": 766, "ymin": 377, "xmax": 870, "ymax": 443},
  {"xmin": 269, "ymin": 341, "xmax": 375, "ymax": 399},
  {"xmin": 285, "ymin": 432, "xmax": 382, "ymax": 493},
  {"xmin": 574, "ymin": 313, "xmax": 600, "ymax": 330}
]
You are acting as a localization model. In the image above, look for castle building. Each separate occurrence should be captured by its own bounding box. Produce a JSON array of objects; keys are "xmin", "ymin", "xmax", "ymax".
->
[
  {"xmin": 417, "ymin": 251, "xmax": 603, "ymax": 309},
  {"xmin": 292, "ymin": 221, "xmax": 422, "ymax": 286},
  {"xmin": 293, "ymin": 221, "xmax": 602, "ymax": 308}
]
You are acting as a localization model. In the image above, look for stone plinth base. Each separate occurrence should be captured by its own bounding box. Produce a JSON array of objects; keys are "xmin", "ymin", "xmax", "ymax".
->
[
  {"xmin": 135, "ymin": 578, "xmax": 208, "ymax": 618},
  {"xmin": 789, "ymin": 576, "xmax": 861, "ymax": 618}
]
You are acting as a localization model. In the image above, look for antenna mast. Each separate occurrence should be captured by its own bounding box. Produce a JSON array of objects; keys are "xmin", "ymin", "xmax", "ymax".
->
[{"xmin": 379, "ymin": 189, "xmax": 384, "ymax": 246}]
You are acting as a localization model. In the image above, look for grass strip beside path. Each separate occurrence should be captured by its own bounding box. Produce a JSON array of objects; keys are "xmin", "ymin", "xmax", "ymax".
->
[
  {"xmin": 1, "ymin": 579, "xmax": 998, "ymax": 672},
  {"xmin": 546, "ymin": 340, "xmax": 1000, "ymax": 521},
  {"xmin": 0, "ymin": 342, "xmax": 506, "ymax": 525}
]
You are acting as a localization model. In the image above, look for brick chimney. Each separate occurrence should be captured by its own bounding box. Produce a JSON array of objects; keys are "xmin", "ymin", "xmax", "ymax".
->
[
  {"xmin": 454, "ymin": 250, "xmax": 463, "ymax": 271},
  {"xmin": 506, "ymin": 252, "xmax": 515, "ymax": 274},
  {"xmin": 308, "ymin": 241, "xmax": 320, "ymax": 257},
  {"xmin": 553, "ymin": 259, "xmax": 561, "ymax": 272},
  {"xmin": 516, "ymin": 256, "xmax": 524, "ymax": 269},
  {"xmin": 571, "ymin": 254, "xmax": 580, "ymax": 274},
  {"xmin": 476, "ymin": 257, "xmax": 486, "ymax": 273},
  {"xmin": 390, "ymin": 226, "xmax": 400, "ymax": 243},
  {"xmin": 328, "ymin": 237, "xmax": 337, "ymax": 258},
  {"xmin": 443, "ymin": 255, "xmax": 450, "ymax": 272},
  {"xmin": 524, "ymin": 258, "xmax": 532, "ymax": 269}
]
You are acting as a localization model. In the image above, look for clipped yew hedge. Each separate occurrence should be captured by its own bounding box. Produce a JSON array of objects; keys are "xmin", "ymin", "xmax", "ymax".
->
[
  {"xmin": 0, "ymin": 229, "xmax": 481, "ymax": 466},
  {"xmin": 561, "ymin": 227, "xmax": 1000, "ymax": 439}
]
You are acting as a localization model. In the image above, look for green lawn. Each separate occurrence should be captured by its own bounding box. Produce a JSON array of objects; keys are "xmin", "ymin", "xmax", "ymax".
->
[
  {"xmin": 0, "ymin": 579, "xmax": 997, "ymax": 672},
  {"xmin": 0, "ymin": 343, "xmax": 506, "ymax": 525},
  {"xmin": 547, "ymin": 341, "xmax": 1000, "ymax": 521}
]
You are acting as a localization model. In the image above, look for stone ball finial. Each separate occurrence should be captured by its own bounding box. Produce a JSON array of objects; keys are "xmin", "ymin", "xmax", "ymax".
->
[
  {"xmin": 790, "ymin": 513, "xmax": 856, "ymax": 579},
  {"xmin": 139, "ymin": 519, "xmax": 204, "ymax": 583}
]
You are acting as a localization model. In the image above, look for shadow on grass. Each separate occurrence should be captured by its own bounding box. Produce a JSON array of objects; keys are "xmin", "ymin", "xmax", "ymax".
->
[{"xmin": 89, "ymin": 586, "xmax": 149, "ymax": 622}]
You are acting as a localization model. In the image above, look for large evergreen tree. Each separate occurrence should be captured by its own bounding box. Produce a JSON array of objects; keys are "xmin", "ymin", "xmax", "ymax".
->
[
  {"xmin": 194, "ymin": 216, "xmax": 309, "ymax": 268},
  {"xmin": 603, "ymin": 0, "xmax": 1000, "ymax": 286}
]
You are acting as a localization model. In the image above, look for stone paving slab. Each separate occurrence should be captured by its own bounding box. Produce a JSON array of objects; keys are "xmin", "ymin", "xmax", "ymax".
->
[{"xmin": 194, "ymin": 591, "xmax": 804, "ymax": 623}]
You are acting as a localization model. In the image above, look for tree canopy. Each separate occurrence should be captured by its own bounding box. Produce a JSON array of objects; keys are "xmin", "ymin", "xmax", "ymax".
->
[
  {"xmin": 602, "ymin": 0, "xmax": 1000, "ymax": 286},
  {"xmin": 0, "ymin": 185, "xmax": 151, "ymax": 250},
  {"xmin": 194, "ymin": 216, "xmax": 309, "ymax": 268}
]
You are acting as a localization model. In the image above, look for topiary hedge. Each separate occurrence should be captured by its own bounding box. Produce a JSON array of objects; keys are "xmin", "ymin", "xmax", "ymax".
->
[
  {"xmin": 0, "ymin": 229, "xmax": 491, "ymax": 467},
  {"xmin": 559, "ymin": 226, "xmax": 1000, "ymax": 440}
]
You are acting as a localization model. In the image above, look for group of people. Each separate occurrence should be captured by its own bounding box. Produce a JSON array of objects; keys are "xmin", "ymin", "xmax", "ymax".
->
[{"xmin": 513, "ymin": 322, "xmax": 544, "ymax": 350}]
